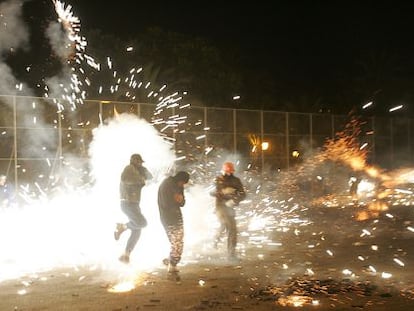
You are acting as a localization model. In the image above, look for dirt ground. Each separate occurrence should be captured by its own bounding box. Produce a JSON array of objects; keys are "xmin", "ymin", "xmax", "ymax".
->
[
  {"xmin": 1, "ymin": 205, "xmax": 414, "ymax": 311},
  {"xmin": 0, "ymin": 250, "xmax": 413, "ymax": 311}
]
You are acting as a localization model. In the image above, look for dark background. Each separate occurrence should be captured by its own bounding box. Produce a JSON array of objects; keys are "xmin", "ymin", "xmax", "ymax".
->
[{"xmin": 3, "ymin": 0, "xmax": 414, "ymax": 115}]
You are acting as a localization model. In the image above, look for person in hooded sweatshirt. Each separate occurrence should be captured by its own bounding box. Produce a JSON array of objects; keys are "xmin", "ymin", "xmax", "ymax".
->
[{"xmin": 158, "ymin": 171, "xmax": 190, "ymax": 273}]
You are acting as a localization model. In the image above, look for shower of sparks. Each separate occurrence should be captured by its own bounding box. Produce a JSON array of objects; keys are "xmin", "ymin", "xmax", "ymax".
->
[
  {"xmin": 50, "ymin": 0, "xmax": 99, "ymax": 110},
  {"xmin": 239, "ymin": 114, "xmax": 414, "ymax": 307},
  {"xmin": 0, "ymin": 1, "xmax": 412, "ymax": 307}
]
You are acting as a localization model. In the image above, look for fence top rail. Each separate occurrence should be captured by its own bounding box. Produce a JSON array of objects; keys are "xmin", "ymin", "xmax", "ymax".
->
[{"xmin": 0, "ymin": 94, "xmax": 413, "ymax": 121}]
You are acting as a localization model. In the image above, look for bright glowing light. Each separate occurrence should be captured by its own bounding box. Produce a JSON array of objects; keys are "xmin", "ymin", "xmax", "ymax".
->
[
  {"xmin": 362, "ymin": 101, "xmax": 373, "ymax": 109},
  {"xmin": 17, "ymin": 289, "xmax": 27, "ymax": 295},
  {"xmin": 389, "ymin": 105, "xmax": 403, "ymax": 112},
  {"xmin": 108, "ymin": 281, "xmax": 135, "ymax": 293},
  {"xmin": 248, "ymin": 215, "xmax": 270, "ymax": 231},
  {"xmin": 358, "ymin": 180, "xmax": 375, "ymax": 193},
  {"xmin": 0, "ymin": 113, "xmax": 213, "ymax": 282},
  {"xmin": 381, "ymin": 272, "xmax": 392, "ymax": 279},
  {"xmin": 292, "ymin": 150, "xmax": 300, "ymax": 158},
  {"xmin": 261, "ymin": 141, "xmax": 269, "ymax": 151},
  {"xmin": 278, "ymin": 295, "xmax": 312, "ymax": 307},
  {"xmin": 393, "ymin": 258, "xmax": 405, "ymax": 267}
]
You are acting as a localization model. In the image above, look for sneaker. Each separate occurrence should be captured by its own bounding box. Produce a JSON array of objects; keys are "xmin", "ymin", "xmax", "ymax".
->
[
  {"xmin": 118, "ymin": 254, "xmax": 130, "ymax": 264},
  {"xmin": 114, "ymin": 223, "xmax": 126, "ymax": 241}
]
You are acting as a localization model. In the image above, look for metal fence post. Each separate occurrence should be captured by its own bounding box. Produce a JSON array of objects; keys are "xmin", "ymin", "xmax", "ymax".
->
[
  {"xmin": 13, "ymin": 96, "xmax": 18, "ymax": 192},
  {"xmin": 58, "ymin": 111, "xmax": 63, "ymax": 171},
  {"xmin": 390, "ymin": 118, "xmax": 394, "ymax": 169},
  {"xmin": 371, "ymin": 117, "xmax": 376, "ymax": 164},
  {"xmin": 260, "ymin": 110, "xmax": 264, "ymax": 172},
  {"xmin": 286, "ymin": 112, "xmax": 290, "ymax": 169},
  {"xmin": 310, "ymin": 113, "xmax": 313, "ymax": 153},
  {"xmin": 233, "ymin": 109, "xmax": 237, "ymax": 154}
]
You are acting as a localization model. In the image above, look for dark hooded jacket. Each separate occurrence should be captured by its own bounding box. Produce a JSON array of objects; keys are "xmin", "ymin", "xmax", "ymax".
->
[{"xmin": 158, "ymin": 175, "xmax": 186, "ymax": 226}]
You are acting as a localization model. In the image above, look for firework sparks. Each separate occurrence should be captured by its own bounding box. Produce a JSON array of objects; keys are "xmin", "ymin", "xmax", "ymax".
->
[
  {"xmin": 0, "ymin": 2, "xmax": 413, "ymax": 307},
  {"xmin": 389, "ymin": 105, "xmax": 403, "ymax": 112},
  {"xmin": 49, "ymin": 0, "xmax": 99, "ymax": 110},
  {"xmin": 362, "ymin": 101, "xmax": 373, "ymax": 109}
]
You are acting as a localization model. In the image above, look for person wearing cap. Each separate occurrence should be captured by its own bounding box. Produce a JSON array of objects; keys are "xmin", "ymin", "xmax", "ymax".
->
[
  {"xmin": 114, "ymin": 153, "xmax": 153, "ymax": 264},
  {"xmin": 158, "ymin": 171, "xmax": 190, "ymax": 275},
  {"xmin": 211, "ymin": 162, "xmax": 246, "ymax": 260}
]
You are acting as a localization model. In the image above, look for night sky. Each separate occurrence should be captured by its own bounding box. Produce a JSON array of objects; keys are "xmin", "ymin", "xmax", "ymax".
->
[
  {"xmin": 69, "ymin": 1, "xmax": 414, "ymax": 75},
  {"xmin": 3, "ymin": 0, "xmax": 414, "ymax": 113}
]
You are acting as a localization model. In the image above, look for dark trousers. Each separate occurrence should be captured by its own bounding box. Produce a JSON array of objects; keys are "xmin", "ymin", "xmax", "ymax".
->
[{"xmin": 215, "ymin": 205, "xmax": 237, "ymax": 256}]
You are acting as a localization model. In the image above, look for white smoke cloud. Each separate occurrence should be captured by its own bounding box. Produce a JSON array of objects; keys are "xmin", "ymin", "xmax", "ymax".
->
[
  {"xmin": 45, "ymin": 21, "xmax": 73, "ymax": 60},
  {"xmin": 0, "ymin": 62, "xmax": 20, "ymax": 96},
  {"xmin": 89, "ymin": 113, "xmax": 176, "ymax": 193},
  {"xmin": 0, "ymin": 0, "xmax": 30, "ymax": 97},
  {"xmin": 0, "ymin": 2, "xmax": 218, "ymax": 282},
  {"xmin": 0, "ymin": 0, "xmax": 29, "ymax": 55},
  {"xmin": 44, "ymin": 19, "xmax": 78, "ymax": 101}
]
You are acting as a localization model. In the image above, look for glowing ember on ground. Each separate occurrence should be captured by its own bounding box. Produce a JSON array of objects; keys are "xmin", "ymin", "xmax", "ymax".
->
[
  {"xmin": 108, "ymin": 281, "xmax": 136, "ymax": 293},
  {"xmin": 0, "ymin": 3, "xmax": 413, "ymax": 309},
  {"xmin": 278, "ymin": 295, "xmax": 313, "ymax": 307}
]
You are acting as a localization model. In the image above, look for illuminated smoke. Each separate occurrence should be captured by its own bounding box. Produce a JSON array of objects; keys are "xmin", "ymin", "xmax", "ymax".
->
[
  {"xmin": 0, "ymin": 0, "xmax": 29, "ymax": 98},
  {"xmin": 0, "ymin": 1, "xmax": 412, "ymax": 300},
  {"xmin": 46, "ymin": 0, "xmax": 99, "ymax": 110},
  {"xmin": 0, "ymin": 0, "xmax": 29, "ymax": 55},
  {"xmin": 88, "ymin": 113, "xmax": 176, "ymax": 190}
]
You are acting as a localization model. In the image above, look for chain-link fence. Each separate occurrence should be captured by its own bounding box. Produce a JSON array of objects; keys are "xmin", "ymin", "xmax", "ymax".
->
[{"xmin": 0, "ymin": 95, "xmax": 412, "ymax": 191}]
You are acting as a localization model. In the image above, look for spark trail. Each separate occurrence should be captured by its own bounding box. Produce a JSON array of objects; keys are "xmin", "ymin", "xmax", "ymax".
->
[{"xmin": 0, "ymin": 2, "xmax": 412, "ymax": 303}]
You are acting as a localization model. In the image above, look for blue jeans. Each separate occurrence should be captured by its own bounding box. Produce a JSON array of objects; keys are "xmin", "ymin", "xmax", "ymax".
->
[{"xmin": 121, "ymin": 201, "xmax": 147, "ymax": 253}]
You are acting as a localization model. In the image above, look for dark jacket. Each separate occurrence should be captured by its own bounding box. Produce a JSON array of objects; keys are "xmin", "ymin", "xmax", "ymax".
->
[
  {"xmin": 158, "ymin": 176, "xmax": 185, "ymax": 225},
  {"xmin": 120, "ymin": 164, "xmax": 152, "ymax": 203},
  {"xmin": 212, "ymin": 174, "xmax": 246, "ymax": 208}
]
